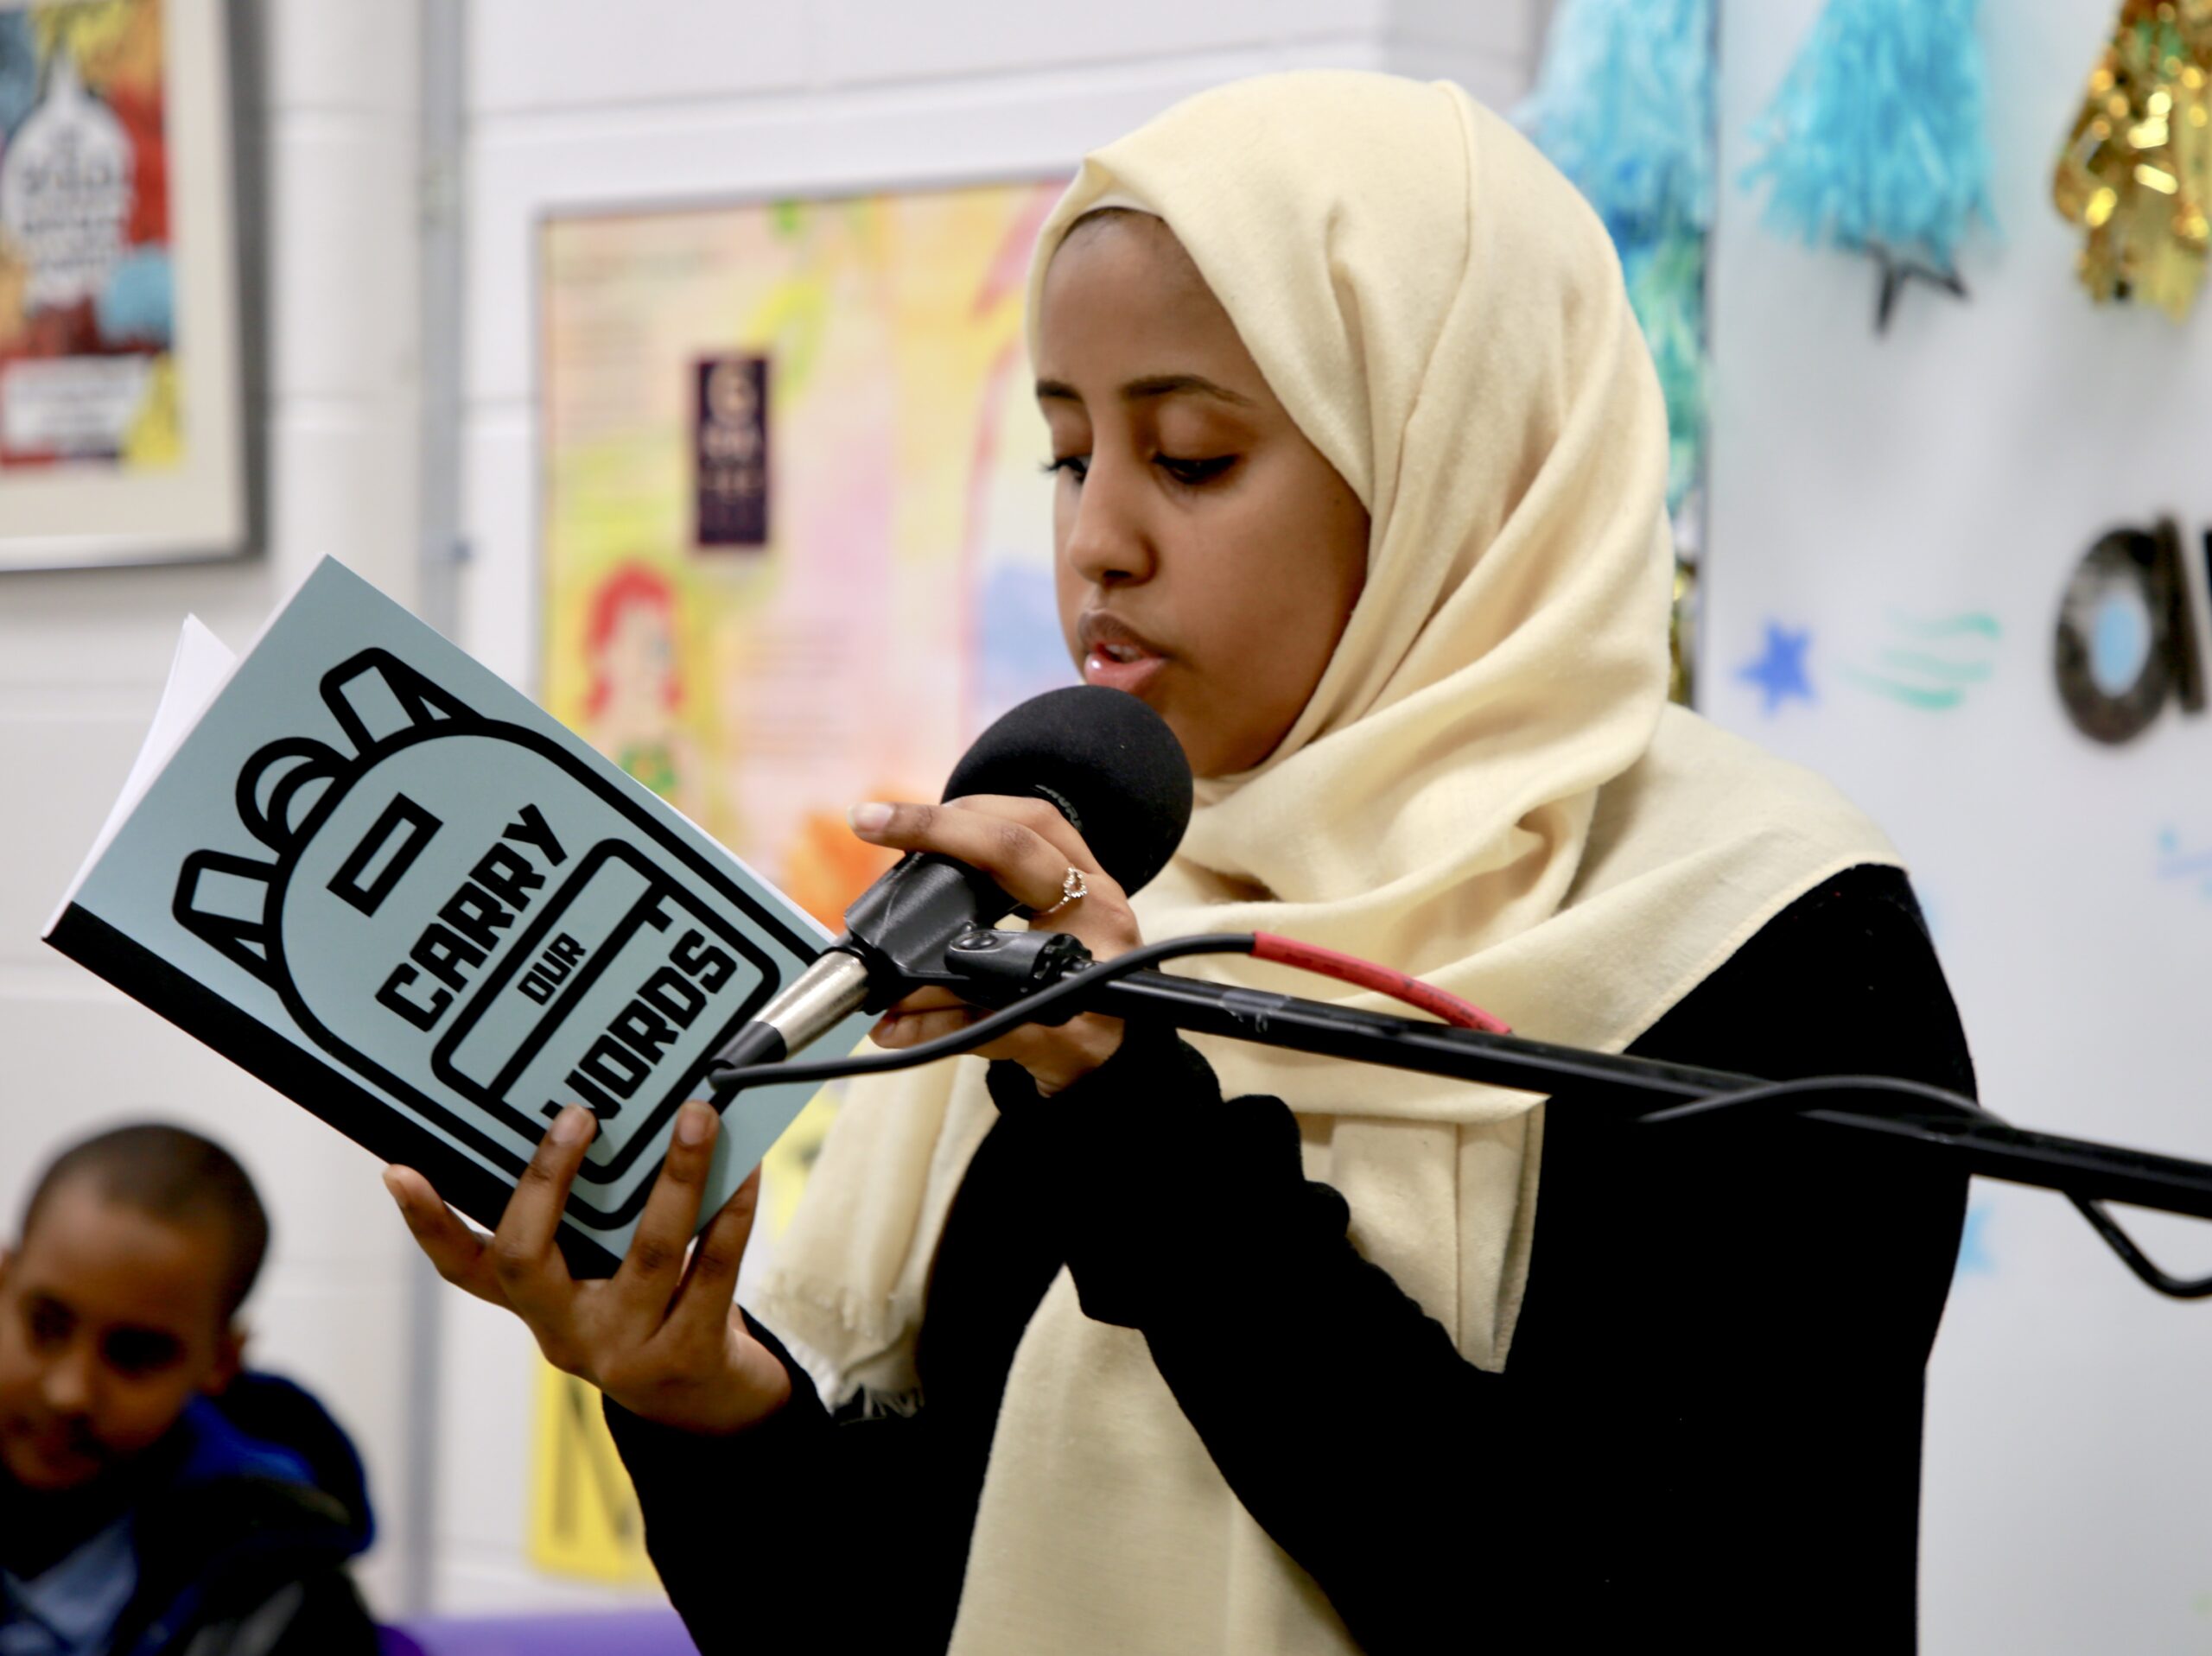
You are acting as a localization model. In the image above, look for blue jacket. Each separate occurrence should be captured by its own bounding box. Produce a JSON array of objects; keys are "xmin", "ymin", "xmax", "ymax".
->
[{"xmin": 5, "ymin": 1372, "xmax": 379, "ymax": 1656}]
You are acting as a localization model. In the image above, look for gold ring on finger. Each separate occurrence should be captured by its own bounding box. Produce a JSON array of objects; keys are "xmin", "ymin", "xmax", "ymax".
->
[{"xmin": 1036, "ymin": 866, "xmax": 1088, "ymax": 917}]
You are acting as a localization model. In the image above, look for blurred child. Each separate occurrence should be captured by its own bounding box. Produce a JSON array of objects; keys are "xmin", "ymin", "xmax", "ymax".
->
[{"xmin": 0, "ymin": 1124, "xmax": 378, "ymax": 1655}]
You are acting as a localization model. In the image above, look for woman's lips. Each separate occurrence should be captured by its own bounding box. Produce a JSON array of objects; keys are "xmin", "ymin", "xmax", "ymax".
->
[
  {"xmin": 1082, "ymin": 643, "xmax": 1165, "ymax": 695},
  {"xmin": 1077, "ymin": 612, "xmax": 1167, "ymax": 695}
]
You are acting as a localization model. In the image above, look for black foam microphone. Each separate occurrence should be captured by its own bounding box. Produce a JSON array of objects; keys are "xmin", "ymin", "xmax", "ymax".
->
[{"xmin": 713, "ymin": 685, "xmax": 1192, "ymax": 1075}]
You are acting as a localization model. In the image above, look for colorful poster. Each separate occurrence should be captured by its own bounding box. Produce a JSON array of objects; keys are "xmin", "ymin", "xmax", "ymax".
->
[
  {"xmin": 0, "ymin": 0, "xmax": 177, "ymax": 469},
  {"xmin": 0, "ymin": 0, "xmax": 246, "ymax": 568},
  {"xmin": 533, "ymin": 177, "xmax": 1076, "ymax": 1584},
  {"xmin": 526, "ymin": 1366, "xmax": 655, "ymax": 1586},
  {"xmin": 539, "ymin": 181, "xmax": 1074, "ymax": 941},
  {"xmin": 539, "ymin": 178, "xmax": 1075, "ymax": 1234}
]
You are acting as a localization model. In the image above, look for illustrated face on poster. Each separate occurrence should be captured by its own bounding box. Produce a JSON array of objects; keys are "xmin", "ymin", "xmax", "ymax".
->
[{"xmin": 0, "ymin": 0, "xmax": 180, "ymax": 471}]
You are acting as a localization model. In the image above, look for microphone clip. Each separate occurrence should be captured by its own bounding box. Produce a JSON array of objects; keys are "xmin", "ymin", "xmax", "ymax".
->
[{"xmin": 938, "ymin": 928, "xmax": 1095, "ymax": 1019}]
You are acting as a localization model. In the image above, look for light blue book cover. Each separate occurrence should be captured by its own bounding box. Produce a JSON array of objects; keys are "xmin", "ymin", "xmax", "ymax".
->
[{"xmin": 46, "ymin": 557, "xmax": 864, "ymax": 1273}]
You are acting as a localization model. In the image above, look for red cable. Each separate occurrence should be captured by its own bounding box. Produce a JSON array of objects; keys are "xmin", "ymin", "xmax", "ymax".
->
[{"xmin": 1249, "ymin": 932, "xmax": 1511, "ymax": 1034}]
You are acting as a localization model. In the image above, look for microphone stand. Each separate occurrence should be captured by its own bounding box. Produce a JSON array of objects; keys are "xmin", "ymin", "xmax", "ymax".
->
[{"xmin": 938, "ymin": 930, "xmax": 2212, "ymax": 1229}]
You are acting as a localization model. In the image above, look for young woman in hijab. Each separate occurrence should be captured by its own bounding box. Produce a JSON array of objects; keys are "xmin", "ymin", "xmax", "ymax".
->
[{"xmin": 386, "ymin": 72, "xmax": 1971, "ymax": 1653}]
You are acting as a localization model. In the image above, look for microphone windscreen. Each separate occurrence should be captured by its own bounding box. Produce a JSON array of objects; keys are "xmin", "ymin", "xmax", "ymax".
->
[{"xmin": 941, "ymin": 686, "xmax": 1192, "ymax": 897}]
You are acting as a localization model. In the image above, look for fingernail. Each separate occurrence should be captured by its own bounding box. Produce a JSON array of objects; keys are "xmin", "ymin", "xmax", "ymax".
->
[
  {"xmin": 848, "ymin": 802, "xmax": 893, "ymax": 834},
  {"xmin": 380, "ymin": 1167, "xmax": 410, "ymax": 1208},
  {"xmin": 550, "ymin": 1104, "xmax": 593, "ymax": 1145},
  {"xmin": 676, "ymin": 1101, "xmax": 715, "ymax": 1146}
]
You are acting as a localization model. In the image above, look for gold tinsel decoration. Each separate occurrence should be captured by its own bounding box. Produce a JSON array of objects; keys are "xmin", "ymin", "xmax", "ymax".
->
[
  {"xmin": 2054, "ymin": 0, "xmax": 2212, "ymax": 320},
  {"xmin": 1669, "ymin": 555, "xmax": 1698, "ymax": 707}
]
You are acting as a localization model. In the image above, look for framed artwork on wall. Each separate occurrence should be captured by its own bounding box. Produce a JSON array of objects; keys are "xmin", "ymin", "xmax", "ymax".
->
[{"xmin": 0, "ymin": 0, "xmax": 256, "ymax": 570}]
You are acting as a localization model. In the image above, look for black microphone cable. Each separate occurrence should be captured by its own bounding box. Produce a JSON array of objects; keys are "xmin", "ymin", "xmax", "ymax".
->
[{"xmin": 706, "ymin": 930, "xmax": 2212, "ymax": 1302}]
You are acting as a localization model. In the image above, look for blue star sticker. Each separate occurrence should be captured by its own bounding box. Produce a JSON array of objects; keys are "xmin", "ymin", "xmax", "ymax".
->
[{"xmin": 1737, "ymin": 622, "xmax": 1815, "ymax": 714}]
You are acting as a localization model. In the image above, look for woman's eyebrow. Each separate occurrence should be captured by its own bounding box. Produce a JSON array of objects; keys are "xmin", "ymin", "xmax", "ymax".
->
[
  {"xmin": 1122, "ymin": 373, "xmax": 1254, "ymax": 407},
  {"xmin": 1033, "ymin": 374, "xmax": 1255, "ymax": 408}
]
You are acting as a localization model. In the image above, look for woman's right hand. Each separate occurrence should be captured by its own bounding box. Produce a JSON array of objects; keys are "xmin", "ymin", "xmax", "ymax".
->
[{"xmin": 382, "ymin": 1100, "xmax": 791, "ymax": 1436}]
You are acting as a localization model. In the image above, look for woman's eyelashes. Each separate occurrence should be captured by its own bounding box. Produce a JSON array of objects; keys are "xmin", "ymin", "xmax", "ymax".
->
[
  {"xmin": 1157, "ymin": 454, "xmax": 1236, "ymax": 487},
  {"xmin": 1041, "ymin": 454, "xmax": 1237, "ymax": 488}
]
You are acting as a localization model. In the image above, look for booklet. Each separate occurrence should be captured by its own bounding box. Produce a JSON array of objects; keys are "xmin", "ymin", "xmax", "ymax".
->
[{"xmin": 44, "ymin": 558, "xmax": 865, "ymax": 1275}]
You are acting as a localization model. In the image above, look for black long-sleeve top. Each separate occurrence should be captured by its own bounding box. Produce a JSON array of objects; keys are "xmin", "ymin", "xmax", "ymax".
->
[{"xmin": 609, "ymin": 864, "xmax": 1972, "ymax": 1653}]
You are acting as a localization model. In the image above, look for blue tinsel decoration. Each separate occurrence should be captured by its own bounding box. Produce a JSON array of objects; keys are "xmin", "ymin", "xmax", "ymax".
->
[
  {"xmin": 1519, "ymin": 0, "xmax": 1713, "ymax": 250},
  {"xmin": 1519, "ymin": 0, "xmax": 1713, "ymax": 515},
  {"xmin": 1740, "ymin": 0, "xmax": 1997, "ymax": 280}
]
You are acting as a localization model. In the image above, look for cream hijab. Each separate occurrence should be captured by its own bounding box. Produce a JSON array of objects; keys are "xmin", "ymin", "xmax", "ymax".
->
[{"xmin": 753, "ymin": 71, "xmax": 1895, "ymax": 1654}]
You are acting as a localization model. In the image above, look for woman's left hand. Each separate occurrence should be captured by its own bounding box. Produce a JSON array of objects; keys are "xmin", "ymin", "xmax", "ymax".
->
[{"xmin": 848, "ymin": 794, "xmax": 1143, "ymax": 1095}]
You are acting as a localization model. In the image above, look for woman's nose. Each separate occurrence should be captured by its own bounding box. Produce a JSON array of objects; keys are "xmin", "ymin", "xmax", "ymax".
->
[{"xmin": 1061, "ymin": 455, "xmax": 1158, "ymax": 588}]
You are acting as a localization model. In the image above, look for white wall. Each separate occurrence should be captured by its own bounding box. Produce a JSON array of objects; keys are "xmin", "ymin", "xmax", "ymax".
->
[
  {"xmin": 435, "ymin": 0, "xmax": 1547, "ymax": 1611},
  {"xmin": 0, "ymin": 0, "xmax": 423, "ymax": 1614},
  {"xmin": 1707, "ymin": 3, "xmax": 2212, "ymax": 1651}
]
